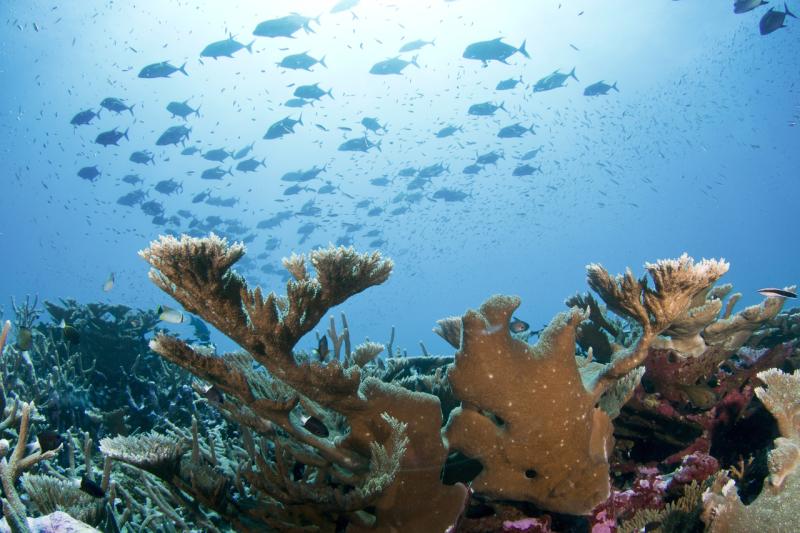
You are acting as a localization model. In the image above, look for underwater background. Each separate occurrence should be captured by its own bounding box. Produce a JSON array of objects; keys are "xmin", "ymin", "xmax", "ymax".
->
[{"xmin": 0, "ymin": 1, "xmax": 799, "ymax": 532}]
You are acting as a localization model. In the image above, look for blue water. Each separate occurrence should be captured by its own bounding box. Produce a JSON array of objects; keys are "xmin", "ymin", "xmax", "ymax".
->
[{"xmin": 0, "ymin": 0, "xmax": 797, "ymax": 353}]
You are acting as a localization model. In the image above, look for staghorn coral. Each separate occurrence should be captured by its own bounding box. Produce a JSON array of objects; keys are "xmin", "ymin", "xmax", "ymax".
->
[
  {"xmin": 130, "ymin": 234, "xmax": 467, "ymax": 532},
  {"xmin": 702, "ymin": 368, "xmax": 800, "ymax": 532},
  {"xmin": 442, "ymin": 254, "xmax": 727, "ymax": 515}
]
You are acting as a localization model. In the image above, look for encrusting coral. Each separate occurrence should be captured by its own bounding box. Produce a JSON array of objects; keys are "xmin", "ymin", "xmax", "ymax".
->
[
  {"xmin": 438, "ymin": 254, "xmax": 729, "ymax": 514},
  {"xmin": 127, "ymin": 234, "xmax": 467, "ymax": 532},
  {"xmin": 702, "ymin": 368, "xmax": 800, "ymax": 532}
]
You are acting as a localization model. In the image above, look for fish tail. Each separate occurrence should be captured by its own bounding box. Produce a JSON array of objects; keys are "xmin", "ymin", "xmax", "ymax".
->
[
  {"xmin": 612, "ymin": 82, "xmax": 619, "ymax": 92},
  {"xmin": 246, "ymin": 40, "xmax": 255, "ymax": 53},
  {"xmin": 226, "ymin": 167, "xmax": 233, "ymax": 176},
  {"xmin": 123, "ymin": 128, "xmax": 129, "ymax": 140},
  {"xmin": 376, "ymin": 140, "xmax": 382, "ymax": 152},
  {"xmin": 327, "ymin": 88, "xmax": 334, "ymax": 99},
  {"xmin": 179, "ymin": 62, "xmax": 188, "ymax": 76},
  {"xmin": 195, "ymin": 105, "xmax": 201, "ymax": 117},
  {"xmin": 96, "ymin": 108, "xmax": 102, "ymax": 118},
  {"xmin": 569, "ymin": 67, "xmax": 579, "ymax": 82},
  {"xmin": 298, "ymin": 113, "xmax": 304, "ymax": 126},
  {"xmin": 518, "ymin": 39, "xmax": 530, "ymax": 58},
  {"xmin": 319, "ymin": 55, "xmax": 327, "ymax": 68},
  {"xmin": 411, "ymin": 54, "xmax": 420, "ymax": 68},
  {"xmin": 499, "ymin": 101, "xmax": 507, "ymax": 112},
  {"xmin": 529, "ymin": 124, "xmax": 536, "ymax": 134},
  {"xmin": 431, "ymin": 38, "xmax": 436, "ymax": 46},
  {"xmin": 128, "ymin": 103, "xmax": 136, "ymax": 116},
  {"xmin": 260, "ymin": 158, "xmax": 267, "ymax": 167},
  {"xmin": 786, "ymin": 2, "xmax": 797, "ymax": 17}
]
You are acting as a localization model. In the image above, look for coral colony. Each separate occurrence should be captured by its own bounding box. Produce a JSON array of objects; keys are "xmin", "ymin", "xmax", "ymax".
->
[{"xmin": 0, "ymin": 236, "xmax": 798, "ymax": 532}]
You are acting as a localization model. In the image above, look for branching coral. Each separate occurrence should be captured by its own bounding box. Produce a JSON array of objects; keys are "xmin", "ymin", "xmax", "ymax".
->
[{"xmin": 131, "ymin": 234, "xmax": 467, "ymax": 531}]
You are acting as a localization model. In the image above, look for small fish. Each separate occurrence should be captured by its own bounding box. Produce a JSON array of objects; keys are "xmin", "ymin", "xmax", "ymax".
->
[
  {"xmin": 79, "ymin": 476, "xmax": 105, "ymax": 498},
  {"xmin": 757, "ymin": 288, "xmax": 797, "ymax": 299},
  {"xmin": 59, "ymin": 320, "xmax": 80, "ymax": 344},
  {"xmin": 16, "ymin": 327, "xmax": 33, "ymax": 351},
  {"xmin": 202, "ymin": 385, "xmax": 224, "ymax": 404},
  {"xmin": 157, "ymin": 305, "xmax": 185, "ymax": 324},
  {"xmin": 317, "ymin": 335, "xmax": 330, "ymax": 360},
  {"xmin": 103, "ymin": 273, "xmax": 115, "ymax": 292},
  {"xmin": 300, "ymin": 414, "xmax": 329, "ymax": 438},
  {"xmin": 37, "ymin": 430, "xmax": 64, "ymax": 453},
  {"xmin": 509, "ymin": 317, "xmax": 530, "ymax": 334}
]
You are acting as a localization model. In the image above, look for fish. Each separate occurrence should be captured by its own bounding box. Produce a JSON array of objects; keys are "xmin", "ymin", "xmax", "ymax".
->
[
  {"xmin": 253, "ymin": 14, "xmax": 318, "ymax": 38},
  {"xmin": 69, "ymin": 109, "xmax": 101, "ymax": 127},
  {"xmin": 338, "ymin": 136, "xmax": 381, "ymax": 152},
  {"xmin": 16, "ymin": 327, "xmax": 33, "ymax": 351},
  {"xmin": 59, "ymin": 320, "xmax": 80, "ymax": 344},
  {"xmin": 285, "ymin": 98, "xmax": 313, "ymax": 108},
  {"xmin": 498, "ymin": 123, "xmax": 535, "ymax": 138},
  {"xmin": 468, "ymin": 101, "xmax": 506, "ymax": 116},
  {"xmin": 463, "ymin": 164, "xmax": 483, "ymax": 175},
  {"xmin": 95, "ymin": 127, "xmax": 128, "ymax": 147},
  {"xmin": 37, "ymin": 430, "xmax": 64, "ymax": 453},
  {"xmin": 154, "ymin": 179, "xmax": 182, "ymax": 195},
  {"xmin": 759, "ymin": 3, "xmax": 796, "ymax": 34},
  {"xmin": 331, "ymin": 0, "xmax": 359, "ymax": 13},
  {"xmin": 370, "ymin": 176, "xmax": 392, "ymax": 186},
  {"xmin": 362, "ymin": 117, "xmax": 388, "ymax": 133},
  {"xmin": 202, "ymin": 384, "xmax": 224, "ymax": 404},
  {"xmin": 496, "ymin": 76, "xmax": 523, "ymax": 90},
  {"xmin": 140, "ymin": 200, "xmax": 164, "ymax": 217},
  {"xmin": 432, "ymin": 188, "xmax": 469, "ymax": 202},
  {"xmin": 233, "ymin": 143, "xmax": 255, "ymax": 160},
  {"xmin": 317, "ymin": 335, "xmax": 330, "ymax": 360},
  {"xmin": 103, "ymin": 273, "xmax": 115, "ymax": 292},
  {"xmin": 201, "ymin": 35, "xmax": 254, "ymax": 59},
  {"xmin": 203, "ymin": 148, "xmax": 233, "ymax": 162},
  {"xmin": 435, "ymin": 125, "xmax": 462, "ymax": 138},
  {"xmin": 157, "ymin": 305, "xmax": 185, "ymax": 324},
  {"xmin": 138, "ymin": 61, "xmax": 188, "ymax": 78},
  {"xmin": 370, "ymin": 55, "xmax": 419, "ymax": 75},
  {"xmin": 77, "ymin": 166, "xmax": 101, "ymax": 182},
  {"xmin": 300, "ymin": 414, "xmax": 329, "ymax": 438},
  {"xmin": 129, "ymin": 150, "xmax": 155, "ymax": 165},
  {"xmin": 512, "ymin": 163, "xmax": 541, "ymax": 176},
  {"xmin": 757, "ymin": 288, "xmax": 797, "ymax": 299},
  {"xmin": 398, "ymin": 167, "xmax": 417, "ymax": 177},
  {"xmin": 181, "ymin": 146, "xmax": 201, "ymax": 156},
  {"xmin": 476, "ymin": 151, "xmax": 503, "ymax": 165},
  {"xmin": 418, "ymin": 162, "xmax": 448, "ymax": 178},
  {"xmin": 734, "ymin": 0, "xmax": 769, "ymax": 14},
  {"xmin": 518, "ymin": 148, "xmax": 542, "ymax": 160},
  {"xmin": 584, "ymin": 80, "xmax": 619, "ymax": 96},
  {"xmin": 117, "ymin": 190, "xmax": 146, "ymax": 206},
  {"xmin": 79, "ymin": 477, "xmax": 105, "ymax": 498},
  {"xmin": 100, "ymin": 97, "xmax": 135, "ymax": 115},
  {"xmin": 122, "ymin": 174, "xmax": 143, "ymax": 185},
  {"xmin": 236, "ymin": 158, "xmax": 266, "ymax": 172},
  {"xmin": 293, "ymin": 83, "xmax": 333, "ymax": 100},
  {"xmin": 533, "ymin": 68, "xmax": 578, "ymax": 92},
  {"xmin": 277, "ymin": 52, "xmax": 326, "ymax": 71},
  {"xmin": 398, "ymin": 39, "xmax": 435, "ymax": 53},
  {"xmin": 264, "ymin": 115, "xmax": 303, "ymax": 139},
  {"xmin": 509, "ymin": 317, "xmax": 530, "ymax": 334},
  {"xmin": 166, "ymin": 100, "xmax": 200, "ymax": 120},
  {"xmin": 156, "ymin": 125, "xmax": 191, "ymax": 146},
  {"xmin": 462, "ymin": 38, "xmax": 528, "ymax": 65},
  {"xmin": 192, "ymin": 190, "xmax": 210, "ymax": 203},
  {"xmin": 201, "ymin": 166, "xmax": 233, "ymax": 180}
]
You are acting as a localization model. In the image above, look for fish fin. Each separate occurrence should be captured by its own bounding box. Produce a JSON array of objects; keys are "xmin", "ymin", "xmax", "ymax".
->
[
  {"xmin": 246, "ymin": 40, "xmax": 254, "ymax": 53},
  {"xmin": 786, "ymin": 2, "xmax": 797, "ymax": 17},
  {"xmin": 431, "ymin": 38, "xmax": 436, "ymax": 46},
  {"xmin": 226, "ymin": 167, "xmax": 233, "ymax": 176},
  {"xmin": 179, "ymin": 62, "xmax": 188, "ymax": 76},
  {"xmin": 499, "ymin": 101, "xmax": 507, "ymax": 112},
  {"xmin": 529, "ymin": 124, "xmax": 536, "ymax": 134},
  {"xmin": 569, "ymin": 67, "xmax": 579, "ymax": 82},
  {"xmin": 298, "ymin": 113, "xmax": 304, "ymax": 126},
  {"xmin": 612, "ymin": 82, "xmax": 619, "ymax": 92},
  {"xmin": 123, "ymin": 128, "xmax": 129, "ymax": 140},
  {"xmin": 327, "ymin": 88, "xmax": 334, "ymax": 99},
  {"xmin": 411, "ymin": 54, "xmax": 420, "ymax": 67},
  {"xmin": 195, "ymin": 105, "xmax": 201, "ymax": 117},
  {"xmin": 129, "ymin": 103, "xmax": 135, "ymax": 116},
  {"xmin": 260, "ymin": 158, "xmax": 267, "ymax": 167},
  {"xmin": 376, "ymin": 140, "xmax": 382, "ymax": 152},
  {"xmin": 319, "ymin": 55, "xmax": 327, "ymax": 68},
  {"xmin": 518, "ymin": 39, "xmax": 530, "ymax": 58}
]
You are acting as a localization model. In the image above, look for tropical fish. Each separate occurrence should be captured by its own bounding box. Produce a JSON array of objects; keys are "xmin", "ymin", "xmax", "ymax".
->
[
  {"xmin": 397, "ymin": 167, "xmax": 416, "ymax": 176},
  {"xmin": 512, "ymin": 163, "xmax": 541, "ymax": 176},
  {"xmin": 252, "ymin": 14, "xmax": 318, "ymax": 38},
  {"xmin": 201, "ymin": 166, "xmax": 233, "ymax": 180},
  {"xmin": 202, "ymin": 385, "xmax": 224, "ymax": 404},
  {"xmin": 285, "ymin": 98, "xmax": 313, "ymax": 108},
  {"xmin": 468, "ymin": 101, "xmax": 506, "ymax": 116},
  {"xmin": 201, "ymin": 35, "xmax": 254, "ymax": 59},
  {"xmin": 463, "ymin": 38, "xmax": 528, "ymax": 65},
  {"xmin": 37, "ymin": 430, "xmax": 64, "ymax": 453},
  {"xmin": 203, "ymin": 148, "xmax": 233, "ymax": 162},
  {"xmin": 16, "ymin": 327, "xmax": 33, "ymax": 351},
  {"xmin": 77, "ymin": 166, "xmax": 101, "ymax": 182},
  {"xmin": 100, "ymin": 97, "xmax": 135, "ymax": 115},
  {"xmin": 117, "ymin": 190, "xmax": 146, "ymax": 207},
  {"xmin": 138, "ymin": 61, "xmax": 188, "ymax": 78},
  {"xmin": 496, "ymin": 76, "xmax": 523, "ymax": 90},
  {"xmin": 236, "ymin": 158, "xmax": 266, "ymax": 172},
  {"xmin": 129, "ymin": 150, "xmax": 155, "ymax": 165},
  {"xmin": 154, "ymin": 178, "xmax": 182, "ymax": 195},
  {"xmin": 435, "ymin": 125, "xmax": 462, "ymax": 138},
  {"xmin": 70, "ymin": 109, "xmax": 100, "ymax": 127},
  {"xmin": 181, "ymin": 146, "xmax": 201, "ymax": 155},
  {"xmin": 370, "ymin": 176, "xmax": 392, "ymax": 186},
  {"xmin": 301, "ymin": 414, "xmax": 329, "ymax": 437},
  {"xmin": 509, "ymin": 317, "xmax": 530, "ymax": 334},
  {"xmin": 331, "ymin": 0, "xmax": 359, "ymax": 13},
  {"xmin": 102, "ymin": 273, "xmax": 115, "ymax": 292},
  {"xmin": 95, "ymin": 127, "xmax": 128, "ymax": 147},
  {"xmin": 757, "ymin": 288, "xmax": 797, "ymax": 298},
  {"xmin": 166, "ymin": 100, "xmax": 200, "ymax": 120},
  {"xmin": 264, "ymin": 115, "xmax": 303, "ymax": 139},
  {"xmin": 156, "ymin": 125, "xmax": 191, "ymax": 146},
  {"xmin": 362, "ymin": 117, "xmax": 388, "ymax": 133},
  {"xmin": 533, "ymin": 68, "xmax": 578, "ymax": 92},
  {"xmin": 232, "ymin": 142, "xmax": 254, "ymax": 159},
  {"xmin": 59, "ymin": 320, "xmax": 80, "ymax": 344},
  {"xmin": 399, "ymin": 39, "xmax": 435, "ymax": 53},
  {"xmin": 498, "ymin": 123, "xmax": 535, "ymax": 138},
  {"xmin": 418, "ymin": 162, "xmax": 448, "ymax": 178},
  {"xmin": 277, "ymin": 52, "xmax": 326, "ymax": 70},
  {"xmin": 463, "ymin": 164, "xmax": 483, "ymax": 175},
  {"xmin": 759, "ymin": 4, "xmax": 796, "ymax": 34},
  {"xmin": 518, "ymin": 147, "xmax": 542, "ymax": 160},
  {"xmin": 338, "ymin": 136, "xmax": 381, "ymax": 152},
  {"xmin": 317, "ymin": 335, "xmax": 330, "ymax": 360},
  {"xmin": 369, "ymin": 55, "xmax": 418, "ymax": 75},
  {"xmin": 734, "ymin": 0, "xmax": 768, "ymax": 14},
  {"xmin": 157, "ymin": 305, "xmax": 185, "ymax": 324},
  {"xmin": 293, "ymin": 83, "xmax": 333, "ymax": 100},
  {"xmin": 140, "ymin": 200, "xmax": 164, "ymax": 216},
  {"xmin": 476, "ymin": 151, "xmax": 503, "ymax": 165},
  {"xmin": 122, "ymin": 174, "xmax": 143, "ymax": 185},
  {"xmin": 584, "ymin": 80, "xmax": 619, "ymax": 96}
]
